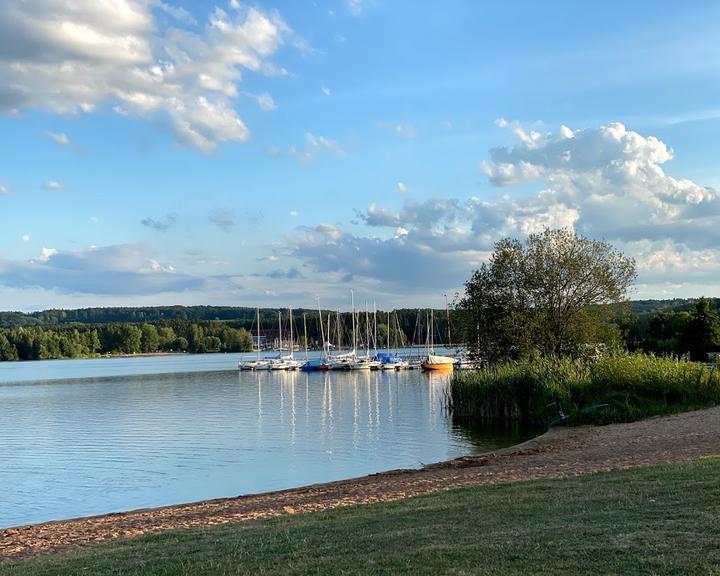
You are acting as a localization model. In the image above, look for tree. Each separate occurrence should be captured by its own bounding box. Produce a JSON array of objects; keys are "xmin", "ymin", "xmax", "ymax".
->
[
  {"xmin": 459, "ymin": 228, "xmax": 636, "ymax": 361},
  {"xmin": 0, "ymin": 333, "xmax": 18, "ymax": 361},
  {"xmin": 140, "ymin": 323, "xmax": 160, "ymax": 353},
  {"xmin": 681, "ymin": 298, "xmax": 720, "ymax": 361}
]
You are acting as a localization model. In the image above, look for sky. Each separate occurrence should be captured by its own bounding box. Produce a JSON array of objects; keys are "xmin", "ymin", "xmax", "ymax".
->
[{"xmin": 1, "ymin": 0, "xmax": 720, "ymax": 312}]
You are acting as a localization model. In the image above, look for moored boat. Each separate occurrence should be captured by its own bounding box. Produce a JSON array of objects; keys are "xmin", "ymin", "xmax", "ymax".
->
[{"xmin": 421, "ymin": 354, "xmax": 455, "ymax": 371}]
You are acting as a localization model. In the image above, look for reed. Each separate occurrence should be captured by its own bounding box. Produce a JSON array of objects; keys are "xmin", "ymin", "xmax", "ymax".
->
[{"xmin": 449, "ymin": 352, "xmax": 720, "ymax": 426}]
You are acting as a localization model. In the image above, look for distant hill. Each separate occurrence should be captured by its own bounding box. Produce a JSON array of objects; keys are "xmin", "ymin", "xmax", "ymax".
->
[
  {"xmin": 629, "ymin": 298, "xmax": 719, "ymax": 315},
  {"xmin": 0, "ymin": 306, "xmax": 272, "ymax": 328},
  {"xmin": 1, "ymin": 299, "xmax": 717, "ymax": 330}
]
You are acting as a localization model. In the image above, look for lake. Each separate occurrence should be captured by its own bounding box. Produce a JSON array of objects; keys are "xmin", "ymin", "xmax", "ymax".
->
[{"xmin": 0, "ymin": 353, "xmax": 530, "ymax": 528}]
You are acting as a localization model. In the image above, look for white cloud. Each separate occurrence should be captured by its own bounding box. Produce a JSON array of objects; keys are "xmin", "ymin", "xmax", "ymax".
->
[
  {"xmin": 0, "ymin": 185, "xmax": 11, "ymax": 195},
  {"xmin": 42, "ymin": 180, "xmax": 64, "ymax": 190},
  {"xmin": 34, "ymin": 247, "xmax": 58, "ymax": 263},
  {"xmin": 300, "ymin": 132, "xmax": 345, "ymax": 162},
  {"xmin": 0, "ymin": 244, "xmax": 201, "ymax": 295},
  {"xmin": 397, "ymin": 181, "xmax": 408, "ymax": 193},
  {"xmin": 21, "ymin": 234, "xmax": 30, "ymax": 242},
  {"xmin": 46, "ymin": 131, "xmax": 71, "ymax": 146},
  {"xmin": 393, "ymin": 123, "xmax": 416, "ymax": 139},
  {"xmin": 254, "ymin": 91, "xmax": 277, "ymax": 111},
  {"xmin": 151, "ymin": 0, "xmax": 196, "ymax": 25},
  {"xmin": 321, "ymin": 85, "xmax": 332, "ymax": 96},
  {"xmin": 0, "ymin": 1, "xmax": 292, "ymax": 152},
  {"xmin": 344, "ymin": 0, "xmax": 363, "ymax": 16},
  {"xmin": 289, "ymin": 210, "xmax": 299, "ymax": 217},
  {"xmin": 288, "ymin": 121, "xmax": 720, "ymax": 296}
]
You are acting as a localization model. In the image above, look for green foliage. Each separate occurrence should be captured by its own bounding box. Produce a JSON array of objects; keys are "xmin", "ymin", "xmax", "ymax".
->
[
  {"xmin": 459, "ymin": 228, "xmax": 636, "ymax": 361},
  {"xmin": 0, "ymin": 319, "xmax": 253, "ymax": 361},
  {"xmin": 631, "ymin": 298, "xmax": 720, "ymax": 359},
  {"xmin": 449, "ymin": 352, "xmax": 720, "ymax": 426}
]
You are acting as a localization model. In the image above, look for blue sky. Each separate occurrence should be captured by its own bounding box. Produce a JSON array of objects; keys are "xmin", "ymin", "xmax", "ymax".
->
[{"xmin": 1, "ymin": 0, "xmax": 720, "ymax": 311}]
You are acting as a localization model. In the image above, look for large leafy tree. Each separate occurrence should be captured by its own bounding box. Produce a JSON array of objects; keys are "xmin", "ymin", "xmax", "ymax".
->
[{"xmin": 460, "ymin": 228, "xmax": 637, "ymax": 361}]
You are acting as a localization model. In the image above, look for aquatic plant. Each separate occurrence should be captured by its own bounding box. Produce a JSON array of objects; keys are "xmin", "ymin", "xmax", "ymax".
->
[{"xmin": 449, "ymin": 352, "xmax": 720, "ymax": 426}]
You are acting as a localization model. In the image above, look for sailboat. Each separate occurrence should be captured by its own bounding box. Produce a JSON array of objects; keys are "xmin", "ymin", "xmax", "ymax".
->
[
  {"xmin": 329, "ymin": 290, "xmax": 359, "ymax": 370},
  {"xmin": 378, "ymin": 309, "xmax": 404, "ymax": 370},
  {"xmin": 301, "ymin": 302, "xmax": 330, "ymax": 371},
  {"xmin": 420, "ymin": 298, "xmax": 455, "ymax": 372},
  {"xmin": 276, "ymin": 307, "xmax": 301, "ymax": 370},
  {"xmin": 238, "ymin": 308, "xmax": 270, "ymax": 370}
]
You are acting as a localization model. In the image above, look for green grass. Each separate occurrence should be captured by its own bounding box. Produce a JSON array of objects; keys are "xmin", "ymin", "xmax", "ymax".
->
[
  {"xmin": 3, "ymin": 459, "xmax": 720, "ymax": 575},
  {"xmin": 450, "ymin": 352, "xmax": 720, "ymax": 426}
]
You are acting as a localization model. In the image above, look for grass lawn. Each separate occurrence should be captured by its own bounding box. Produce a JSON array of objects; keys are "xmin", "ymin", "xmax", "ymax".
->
[{"xmin": 3, "ymin": 458, "xmax": 720, "ymax": 575}]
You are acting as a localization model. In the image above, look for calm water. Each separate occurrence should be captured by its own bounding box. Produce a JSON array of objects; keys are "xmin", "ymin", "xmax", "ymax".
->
[{"xmin": 0, "ymin": 353, "xmax": 528, "ymax": 528}]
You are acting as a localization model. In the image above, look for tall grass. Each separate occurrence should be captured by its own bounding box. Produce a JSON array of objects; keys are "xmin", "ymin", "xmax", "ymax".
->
[{"xmin": 449, "ymin": 353, "xmax": 720, "ymax": 426}]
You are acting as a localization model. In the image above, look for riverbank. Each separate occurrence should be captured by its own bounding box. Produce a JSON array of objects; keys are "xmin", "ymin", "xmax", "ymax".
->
[{"xmin": 2, "ymin": 405, "xmax": 719, "ymax": 562}]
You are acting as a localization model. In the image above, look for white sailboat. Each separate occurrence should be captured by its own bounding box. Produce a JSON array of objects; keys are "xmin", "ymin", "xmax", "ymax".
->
[
  {"xmin": 420, "ymin": 298, "xmax": 455, "ymax": 372},
  {"xmin": 238, "ymin": 308, "xmax": 270, "ymax": 370}
]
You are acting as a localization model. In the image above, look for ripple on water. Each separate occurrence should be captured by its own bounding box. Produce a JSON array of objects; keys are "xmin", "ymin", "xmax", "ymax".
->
[{"xmin": 0, "ymin": 357, "xmax": 533, "ymax": 528}]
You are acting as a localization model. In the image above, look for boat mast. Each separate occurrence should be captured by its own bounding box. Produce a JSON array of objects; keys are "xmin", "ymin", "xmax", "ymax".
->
[
  {"xmin": 336, "ymin": 310, "xmax": 341, "ymax": 352},
  {"xmin": 317, "ymin": 297, "xmax": 326, "ymax": 359},
  {"xmin": 256, "ymin": 307, "xmax": 260, "ymax": 361},
  {"xmin": 278, "ymin": 311, "xmax": 282, "ymax": 352},
  {"xmin": 303, "ymin": 313, "xmax": 308, "ymax": 361},
  {"xmin": 351, "ymin": 289, "xmax": 356, "ymax": 355},
  {"xmin": 445, "ymin": 293, "xmax": 452, "ymax": 351},
  {"xmin": 429, "ymin": 309, "xmax": 434, "ymax": 355},
  {"xmin": 288, "ymin": 306, "xmax": 294, "ymax": 358},
  {"xmin": 373, "ymin": 302, "xmax": 378, "ymax": 355},
  {"xmin": 387, "ymin": 310, "xmax": 390, "ymax": 354},
  {"xmin": 365, "ymin": 301, "xmax": 370, "ymax": 358}
]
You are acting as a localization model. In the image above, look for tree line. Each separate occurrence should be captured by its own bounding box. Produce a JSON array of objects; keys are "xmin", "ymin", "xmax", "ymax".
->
[
  {"xmin": 0, "ymin": 321, "xmax": 255, "ymax": 361},
  {"xmin": 0, "ymin": 315, "xmax": 416, "ymax": 362}
]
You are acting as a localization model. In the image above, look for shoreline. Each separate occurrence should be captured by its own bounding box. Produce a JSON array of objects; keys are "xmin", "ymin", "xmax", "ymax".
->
[{"xmin": 2, "ymin": 406, "xmax": 719, "ymax": 561}]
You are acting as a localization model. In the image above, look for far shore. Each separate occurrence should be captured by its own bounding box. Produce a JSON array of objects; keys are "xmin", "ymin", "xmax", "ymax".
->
[{"xmin": 2, "ymin": 406, "xmax": 719, "ymax": 561}]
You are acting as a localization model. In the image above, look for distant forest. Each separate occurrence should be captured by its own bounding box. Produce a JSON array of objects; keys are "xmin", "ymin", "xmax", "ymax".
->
[
  {"xmin": 0, "ymin": 299, "xmax": 718, "ymax": 362},
  {"xmin": 0, "ymin": 306, "xmax": 440, "ymax": 362}
]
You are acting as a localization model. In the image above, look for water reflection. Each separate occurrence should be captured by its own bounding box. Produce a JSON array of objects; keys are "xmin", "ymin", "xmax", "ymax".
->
[{"xmin": 0, "ymin": 363, "xmax": 533, "ymax": 529}]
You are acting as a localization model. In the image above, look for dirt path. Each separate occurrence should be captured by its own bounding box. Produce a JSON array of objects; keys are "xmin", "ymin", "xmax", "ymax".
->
[{"xmin": 3, "ymin": 407, "xmax": 720, "ymax": 561}]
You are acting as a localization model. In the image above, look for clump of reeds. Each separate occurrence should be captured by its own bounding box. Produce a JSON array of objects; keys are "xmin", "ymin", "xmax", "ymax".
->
[{"xmin": 449, "ymin": 352, "xmax": 720, "ymax": 427}]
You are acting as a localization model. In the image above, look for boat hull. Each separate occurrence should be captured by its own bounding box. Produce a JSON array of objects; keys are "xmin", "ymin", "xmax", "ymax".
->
[{"xmin": 421, "ymin": 362, "xmax": 454, "ymax": 371}]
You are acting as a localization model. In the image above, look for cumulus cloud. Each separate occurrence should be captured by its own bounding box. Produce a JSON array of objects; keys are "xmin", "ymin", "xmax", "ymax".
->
[
  {"xmin": 0, "ymin": 1, "xmax": 291, "ymax": 152},
  {"xmin": 21, "ymin": 234, "xmax": 30, "ymax": 242},
  {"xmin": 0, "ymin": 244, "xmax": 201, "ymax": 295},
  {"xmin": 141, "ymin": 212, "xmax": 176, "ymax": 231},
  {"xmin": 289, "ymin": 223, "xmax": 483, "ymax": 291},
  {"xmin": 397, "ymin": 181, "xmax": 408, "ymax": 193},
  {"xmin": 42, "ymin": 180, "xmax": 64, "ymax": 190},
  {"xmin": 288, "ymin": 122, "xmax": 720, "ymax": 295}
]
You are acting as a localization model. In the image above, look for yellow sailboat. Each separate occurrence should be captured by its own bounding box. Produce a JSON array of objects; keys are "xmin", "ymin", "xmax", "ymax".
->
[{"xmin": 420, "ymin": 302, "xmax": 455, "ymax": 372}]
